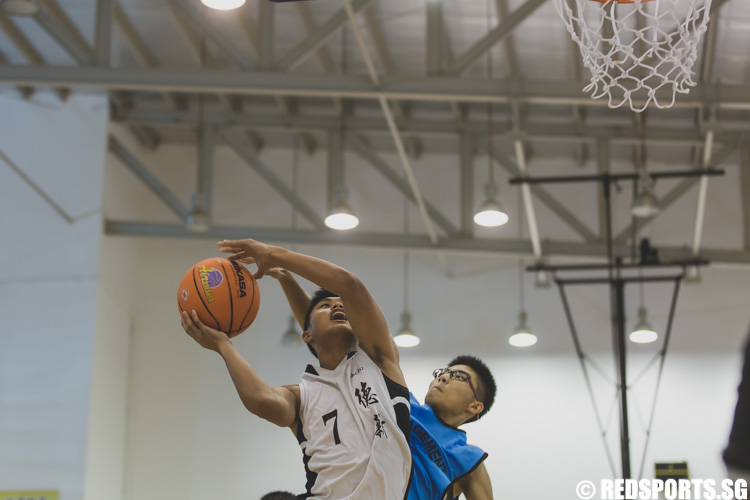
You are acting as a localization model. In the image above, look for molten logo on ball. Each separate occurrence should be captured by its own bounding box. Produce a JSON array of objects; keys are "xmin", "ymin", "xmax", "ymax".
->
[{"xmin": 198, "ymin": 265, "xmax": 223, "ymax": 303}]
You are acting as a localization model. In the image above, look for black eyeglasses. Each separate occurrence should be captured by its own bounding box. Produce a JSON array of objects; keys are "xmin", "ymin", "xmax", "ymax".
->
[{"xmin": 432, "ymin": 368, "xmax": 480, "ymax": 402}]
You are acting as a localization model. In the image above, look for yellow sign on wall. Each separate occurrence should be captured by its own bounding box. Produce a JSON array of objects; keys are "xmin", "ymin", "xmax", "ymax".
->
[{"xmin": 0, "ymin": 492, "xmax": 59, "ymax": 500}]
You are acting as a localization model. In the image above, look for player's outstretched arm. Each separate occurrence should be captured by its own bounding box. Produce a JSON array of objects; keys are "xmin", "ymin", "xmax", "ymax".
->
[
  {"xmin": 267, "ymin": 268, "xmax": 310, "ymax": 329},
  {"xmin": 455, "ymin": 462, "xmax": 494, "ymax": 500},
  {"xmin": 217, "ymin": 239, "xmax": 404, "ymax": 386},
  {"xmin": 181, "ymin": 310, "xmax": 298, "ymax": 428}
]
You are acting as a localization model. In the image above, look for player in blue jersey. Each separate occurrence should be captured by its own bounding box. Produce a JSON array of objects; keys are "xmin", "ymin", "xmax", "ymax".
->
[{"xmin": 267, "ymin": 268, "xmax": 497, "ymax": 499}]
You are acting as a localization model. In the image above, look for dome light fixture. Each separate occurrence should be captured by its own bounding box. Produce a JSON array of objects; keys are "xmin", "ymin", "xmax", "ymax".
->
[
  {"xmin": 631, "ymin": 170, "xmax": 660, "ymax": 218},
  {"xmin": 474, "ymin": 182, "xmax": 509, "ymax": 227},
  {"xmin": 393, "ymin": 312, "xmax": 420, "ymax": 348},
  {"xmin": 629, "ymin": 306, "xmax": 658, "ymax": 344},
  {"xmin": 201, "ymin": 0, "xmax": 246, "ymax": 10},
  {"xmin": 325, "ymin": 203, "xmax": 359, "ymax": 230},
  {"xmin": 508, "ymin": 310, "xmax": 537, "ymax": 347},
  {"xmin": 281, "ymin": 316, "xmax": 303, "ymax": 346}
]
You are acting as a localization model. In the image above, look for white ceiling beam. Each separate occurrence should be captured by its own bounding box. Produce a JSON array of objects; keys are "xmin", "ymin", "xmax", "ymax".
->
[
  {"xmin": 0, "ymin": 48, "xmax": 32, "ymax": 99},
  {"xmin": 347, "ymin": 134, "xmax": 459, "ymax": 236},
  {"xmin": 164, "ymin": 2, "xmax": 212, "ymax": 66},
  {"xmin": 34, "ymin": 0, "xmax": 94, "ymax": 65},
  {"xmin": 110, "ymin": 107, "xmax": 748, "ymax": 147},
  {"xmin": 426, "ymin": 0, "xmax": 443, "ymax": 76},
  {"xmin": 277, "ymin": 0, "xmax": 374, "ymax": 72},
  {"xmin": 236, "ymin": 7, "xmax": 260, "ymax": 57},
  {"xmin": 6, "ymin": 65, "xmax": 750, "ymax": 109},
  {"xmin": 102, "ymin": 221, "xmax": 750, "ymax": 267},
  {"xmin": 218, "ymin": 128, "xmax": 325, "ymax": 230},
  {"xmin": 113, "ymin": 4, "xmax": 185, "ymax": 110},
  {"xmin": 258, "ymin": 0, "xmax": 274, "ymax": 71},
  {"xmin": 94, "ymin": 0, "xmax": 112, "ymax": 67},
  {"xmin": 494, "ymin": 0, "xmax": 519, "ymax": 78},
  {"xmin": 362, "ymin": 4, "xmax": 394, "ymax": 75},
  {"xmin": 173, "ymin": 0, "xmax": 256, "ymax": 70},
  {"xmin": 0, "ymin": 10, "xmax": 67, "ymax": 100},
  {"xmin": 114, "ymin": 2, "xmax": 158, "ymax": 68},
  {"xmin": 448, "ymin": 0, "xmax": 546, "ymax": 75},
  {"xmin": 295, "ymin": 2, "xmax": 335, "ymax": 74},
  {"xmin": 108, "ymin": 136, "xmax": 188, "ymax": 221}
]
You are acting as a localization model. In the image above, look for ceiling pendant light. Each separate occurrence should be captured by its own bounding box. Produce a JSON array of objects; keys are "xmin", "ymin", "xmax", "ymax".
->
[
  {"xmin": 325, "ymin": 26, "xmax": 359, "ymax": 232},
  {"xmin": 281, "ymin": 316, "xmax": 303, "ymax": 346},
  {"xmin": 629, "ymin": 306, "xmax": 658, "ymax": 343},
  {"xmin": 393, "ymin": 312, "xmax": 420, "ymax": 348},
  {"xmin": 474, "ymin": 182, "xmax": 509, "ymax": 227},
  {"xmin": 185, "ymin": 209, "xmax": 210, "ymax": 233},
  {"xmin": 393, "ymin": 201, "xmax": 419, "ymax": 348},
  {"xmin": 631, "ymin": 167, "xmax": 660, "ymax": 219},
  {"xmin": 325, "ymin": 202, "xmax": 359, "ymax": 230},
  {"xmin": 201, "ymin": 0, "xmax": 246, "ymax": 10},
  {"xmin": 509, "ymin": 311, "xmax": 537, "ymax": 347},
  {"xmin": 474, "ymin": 9, "xmax": 509, "ymax": 229}
]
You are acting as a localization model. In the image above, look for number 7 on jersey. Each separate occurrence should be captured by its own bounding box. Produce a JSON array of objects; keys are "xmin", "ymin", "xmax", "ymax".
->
[{"xmin": 322, "ymin": 409, "xmax": 341, "ymax": 445}]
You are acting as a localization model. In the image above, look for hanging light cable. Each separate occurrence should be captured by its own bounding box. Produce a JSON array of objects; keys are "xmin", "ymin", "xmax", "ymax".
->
[
  {"xmin": 394, "ymin": 190, "xmax": 420, "ymax": 348},
  {"xmin": 325, "ymin": 23, "xmax": 359, "ymax": 230},
  {"xmin": 509, "ymin": 190, "xmax": 537, "ymax": 347},
  {"xmin": 630, "ymin": 270, "xmax": 658, "ymax": 343},
  {"xmin": 282, "ymin": 137, "xmax": 304, "ymax": 347},
  {"xmin": 631, "ymin": 112, "xmax": 661, "ymax": 218},
  {"xmin": 186, "ymin": 19, "xmax": 210, "ymax": 233},
  {"xmin": 474, "ymin": 0, "xmax": 508, "ymax": 228}
]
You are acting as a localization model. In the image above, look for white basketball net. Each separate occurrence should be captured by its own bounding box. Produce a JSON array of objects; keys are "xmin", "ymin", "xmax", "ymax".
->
[{"xmin": 555, "ymin": 0, "xmax": 713, "ymax": 112}]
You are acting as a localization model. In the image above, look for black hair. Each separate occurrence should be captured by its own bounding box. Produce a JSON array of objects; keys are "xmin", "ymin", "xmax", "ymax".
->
[
  {"xmin": 448, "ymin": 354, "xmax": 497, "ymax": 422},
  {"xmin": 261, "ymin": 492, "xmax": 297, "ymax": 500},
  {"xmin": 302, "ymin": 288, "xmax": 338, "ymax": 359}
]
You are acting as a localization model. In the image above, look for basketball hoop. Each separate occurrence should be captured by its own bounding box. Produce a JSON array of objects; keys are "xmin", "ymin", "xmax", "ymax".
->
[{"xmin": 555, "ymin": 0, "xmax": 713, "ymax": 112}]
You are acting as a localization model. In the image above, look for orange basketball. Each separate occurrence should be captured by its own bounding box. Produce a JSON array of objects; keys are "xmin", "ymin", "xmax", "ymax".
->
[{"xmin": 177, "ymin": 257, "xmax": 260, "ymax": 337}]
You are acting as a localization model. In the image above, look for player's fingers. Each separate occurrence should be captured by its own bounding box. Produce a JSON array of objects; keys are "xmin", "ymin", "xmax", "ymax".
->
[
  {"xmin": 190, "ymin": 310, "xmax": 205, "ymax": 327},
  {"xmin": 181, "ymin": 311, "xmax": 196, "ymax": 337}
]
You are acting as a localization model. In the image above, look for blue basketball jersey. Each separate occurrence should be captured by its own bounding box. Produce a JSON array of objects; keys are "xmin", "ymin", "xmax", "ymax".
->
[{"xmin": 408, "ymin": 392, "xmax": 487, "ymax": 500}]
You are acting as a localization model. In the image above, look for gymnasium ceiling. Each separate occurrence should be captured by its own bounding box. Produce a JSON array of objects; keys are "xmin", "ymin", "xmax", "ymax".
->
[{"xmin": 1, "ymin": 0, "xmax": 749, "ymax": 274}]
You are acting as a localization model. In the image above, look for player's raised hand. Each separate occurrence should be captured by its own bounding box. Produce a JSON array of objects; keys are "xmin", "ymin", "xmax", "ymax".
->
[
  {"xmin": 181, "ymin": 310, "xmax": 230, "ymax": 352},
  {"xmin": 218, "ymin": 239, "xmax": 273, "ymax": 279}
]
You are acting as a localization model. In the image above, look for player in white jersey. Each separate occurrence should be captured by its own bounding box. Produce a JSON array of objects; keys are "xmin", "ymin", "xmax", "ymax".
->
[{"xmin": 180, "ymin": 238, "xmax": 412, "ymax": 499}]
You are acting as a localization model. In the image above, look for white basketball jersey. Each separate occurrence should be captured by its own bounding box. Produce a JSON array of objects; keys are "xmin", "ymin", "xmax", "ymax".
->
[{"xmin": 296, "ymin": 348, "xmax": 412, "ymax": 499}]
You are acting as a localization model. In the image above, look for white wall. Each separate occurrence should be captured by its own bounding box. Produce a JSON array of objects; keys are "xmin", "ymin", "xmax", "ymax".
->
[{"xmin": 0, "ymin": 92, "xmax": 108, "ymax": 498}]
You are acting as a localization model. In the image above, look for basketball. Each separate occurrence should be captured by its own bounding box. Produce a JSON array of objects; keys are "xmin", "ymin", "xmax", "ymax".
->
[{"xmin": 177, "ymin": 257, "xmax": 260, "ymax": 337}]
